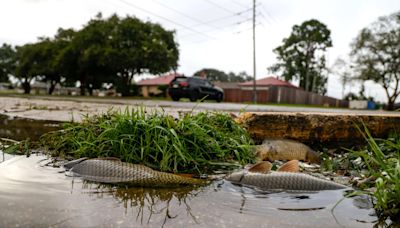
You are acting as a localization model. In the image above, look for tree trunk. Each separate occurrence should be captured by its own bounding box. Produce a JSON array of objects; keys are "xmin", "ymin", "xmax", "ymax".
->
[
  {"xmin": 80, "ymin": 82, "xmax": 85, "ymax": 96},
  {"xmin": 121, "ymin": 75, "xmax": 130, "ymax": 96},
  {"xmin": 387, "ymin": 100, "xmax": 395, "ymax": 111},
  {"xmin": 48, "ymin": 81, "xmax": 56, "ymax": 95},
  {"xmin": 88, "ymin": 87, "xmax": 93, "ymax": 96},
  {"xmin": 22, "ymin": 81, "xmax": 31, "ymax": 94}
]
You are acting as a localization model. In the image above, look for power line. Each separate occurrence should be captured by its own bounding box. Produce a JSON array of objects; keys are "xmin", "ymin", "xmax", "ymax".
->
[
  {"xmin": 234, "ymin": 23, "xmax": 261, "ymax": 34},
  {"xmin": 151, "ymin": 0, "xmax": 219, "ymax": 30},
  {"xmin": 231, "ymin": 0, "xmax": 249, "ymax": 8},
  {"xmin": 150, "ymin": 0, "xmax": 254, "ymax": 36},
  {"xmin": 117, "ymin": 0, "xmax": 215, "ymax": 39},
  {"xmin": 260, "ymin": 4, "xmax": 278, "ymax": 24},
  {"xmin": 177, "ymin": 8, "xmax": 253, "ymax": 37},
  {"xmin": 259, "ymin": 13, "xmax": 273, "ymax": 25},
  {"xmin": 179, "ymin": 16, "xmax": 253, "ymax": 39},
  {"xmin": 189, "ymin": 7, "xmax": 253, "ymax": 27},
  {"xmin": 202, "ymin": 0, "xmax": 237, "ymax": 14}
]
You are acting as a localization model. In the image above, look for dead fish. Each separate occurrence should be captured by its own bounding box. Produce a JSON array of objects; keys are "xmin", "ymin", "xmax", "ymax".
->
[
  {"xmin": 65, "ymin": 158, "xmax": 205, "ymax": 187},
  {"xmin": 255, "ymin": 139, "xmax": 321, "ymax": 163},
  {"xmin": 226, "ymin": 160, "xmax": 346, "ymax": 191}
]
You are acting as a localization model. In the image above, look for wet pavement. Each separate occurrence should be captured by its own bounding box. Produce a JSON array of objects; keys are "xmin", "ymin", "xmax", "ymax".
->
[
  {"xmin": 1, "ymin": 96, "xmax": 399, "ymax": 123},
  {"xmin": 0, "ymin": 153, "xmax": 377, "ymax": 227}
]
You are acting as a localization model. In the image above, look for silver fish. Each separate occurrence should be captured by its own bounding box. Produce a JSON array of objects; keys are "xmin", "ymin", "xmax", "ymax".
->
[
  {"xmin": 226, "ymin": 170, "xmax": 346, "ymax": 191},
  {"xmin": 66, "ymin": 158, "xmax": 205, "ymax": 187}
]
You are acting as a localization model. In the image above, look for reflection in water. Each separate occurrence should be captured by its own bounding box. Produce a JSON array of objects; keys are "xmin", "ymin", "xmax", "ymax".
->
[
  {"xmin": 0, "ymin": 155, "xmax": 382, "ymax": 227},
  {"xmin": 77, "ymin": 181, "xmax": 203, "ymax": 227},
  {"xmin": 0, "ymin": 114, "xmax": 61, "ymax": 141}
]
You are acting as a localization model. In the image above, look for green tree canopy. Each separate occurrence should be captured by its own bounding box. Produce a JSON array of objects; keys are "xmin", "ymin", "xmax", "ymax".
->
[
  {"xmin": 14, "ymin": 43, "xmax": 43, "ymax": 94},
  {"xmin": 5, "ymin": 13, "xmax": 179, "ymax": 96},
  {"xmin": 194, "ymin": 68, "xmax": 228, "ymax": 81},
  {"xmin": 269, "ymin": 19, "xmax": 332, "ymax": 95},
  {"xmin": 0, "ymin": 43, "xmax": 16, "ymax": 83},
  {"xmin": 70, "ymin": 13, "xmax": 115, "ymax": 95},
  {"xmin": 350, "ymin": 11, "xmax": 400, "ymax": 110},
  {"xmin": 107, "ymin": 14, "xmax": 179, "ymax": 96},
  {"xmin": 194, "ymin": 68, "xmax": 252, "ymax": 82},
  {"xmin": 30, "ymin": 37, "xmax": 67, "ymax": 94}
]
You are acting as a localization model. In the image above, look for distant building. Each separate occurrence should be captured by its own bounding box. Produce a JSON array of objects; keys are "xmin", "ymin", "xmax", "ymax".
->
[
  {"xmin": 238, "ymin": 76, "xmax": 297, "ymax": 89},
  {"xmin": 216, "ymin": 76, "xmax": 347, "ymax": 107},
  {"xmin": 0, "ymin": 82, "xmax": 12, "ymax": 90},
  {"xmin": 137, "ymin": 72, "xmax": 182, "ymax": 97}
]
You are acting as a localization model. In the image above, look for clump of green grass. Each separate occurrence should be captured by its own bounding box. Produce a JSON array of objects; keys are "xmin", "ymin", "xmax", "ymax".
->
[
  {"xmin": 40, "ymin": 108, "xmax": 255, "ymax": 173},
  {"xmin": 349, "ymin": 125, "xmax": 400, "ymax": 223}
]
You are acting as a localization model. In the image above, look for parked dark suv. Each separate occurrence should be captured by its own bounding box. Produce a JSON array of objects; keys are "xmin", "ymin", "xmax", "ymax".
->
[{"xmin": 168, "ymin": 76, "xmax": 224, "ymax": 102}]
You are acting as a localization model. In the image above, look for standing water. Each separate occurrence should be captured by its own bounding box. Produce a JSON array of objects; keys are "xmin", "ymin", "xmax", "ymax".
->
[
  {"xmin": 0, "ymin": 114, "xmax": 377, "ymax": 227},
  {"xmin": 0, "ymin": 153, "xmax": 377, "ymax": 227}
]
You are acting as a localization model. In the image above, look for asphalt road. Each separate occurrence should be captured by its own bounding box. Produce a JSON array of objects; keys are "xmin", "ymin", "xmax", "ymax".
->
[{"xmin": 21, "ymin": 95, "xmax": 399, "ymax": 116}]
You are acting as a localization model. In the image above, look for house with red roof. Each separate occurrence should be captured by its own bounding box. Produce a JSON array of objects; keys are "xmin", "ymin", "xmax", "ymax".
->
[
  {"xmin": 217, "ymin": 76, "xmax": 300, "ymax": 103},
  {"xmin": 137, "ymin": 72, "xmax": 181, "ymax": 97},
  {"xmin": 137, "ymin": 74, "xmax": 346, "ymax": 107},
  {"xmin": 218, "ymin": 76, "xmax": 346, "ymax": 107},
  {"xmin": 238, "ymin": 76, "xmax": 297, "ymax": 89}
]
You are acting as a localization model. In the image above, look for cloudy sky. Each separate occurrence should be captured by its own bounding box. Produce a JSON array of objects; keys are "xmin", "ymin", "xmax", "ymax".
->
[{"xmin": 1, "ymin": 0, "xmax": 399, "ymax": 102}]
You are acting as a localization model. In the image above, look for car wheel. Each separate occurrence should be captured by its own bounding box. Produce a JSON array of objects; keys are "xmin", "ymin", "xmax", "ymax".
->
[
  {"xmin": 171, "ymin": 96, "xmax": 180, "ymax": 101},
  {"xmin": 189, "ymin": 91, "xmax": 198, "ymax": 102},
  {"xmin": 216, "ymin": 93, "xmax": 223, "ymax": 103}
]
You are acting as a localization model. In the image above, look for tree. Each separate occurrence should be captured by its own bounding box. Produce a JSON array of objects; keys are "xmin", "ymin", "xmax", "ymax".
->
[
  {"xmin": 53, "ymin": 28, "xmax": 81, "ymax": 91},
  {"xmin": 194, "ymin": 68, "xmax": 228, "ymax": 81},
  {"xmin": 108, "ymin": 15, "xmax": 179, "ymax": 96},
  {"xmin": 227, "ymin": 71, "xmax": 253, "ymax": 82},
  {"xmin": 5, "ymin": 13, "xmax": 179, "ymax": 96},
  {"xmin": 14, "ymin": 43, "xmax": 40, "ymax": 94},
  {"xmin": 269, "ymin": 19, "xmax": 332, "ymax": 95},
  {"xmin": 30, "ymin": 38, "xmax": 66, "ymax": 94},
  {"xmin": 0, "ymin": 43, "xmax": 16, "ymax": 83},
  {"xmin": 56, "ymin": 13, "xmax": 179, "ymax": 96},
  {"xmin": 194, "ymin": 68, "xmax": 252, "ymax": 82},
  {"xmin": 350, "ymin": 11, "xmax": 400, "ymax": 110},
  {"xmin": 71, "ymin": 13, "xmax": 115, "ymax": 95}
]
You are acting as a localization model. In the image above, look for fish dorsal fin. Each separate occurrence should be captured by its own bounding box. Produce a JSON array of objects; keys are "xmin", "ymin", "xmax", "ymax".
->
[
  {"xmin": 248, "ymin": 161, "xmax": 272, "ymax": 173},
  {"xmin": 277, "ymin": 160, "xmax": 299, "ymax": 172}
]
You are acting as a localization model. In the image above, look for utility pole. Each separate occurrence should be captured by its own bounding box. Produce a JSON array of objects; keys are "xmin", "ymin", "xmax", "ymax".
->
[{"xmin": 252, "ymin": 0, "xmax": 257, "ymax": 103}]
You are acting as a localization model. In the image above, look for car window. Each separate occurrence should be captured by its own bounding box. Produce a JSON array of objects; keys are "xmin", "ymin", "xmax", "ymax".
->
[
  {"xmin": 204, "ymin": 81, "xmax": 212, "ymax": 87},
  {"xmin": 197, "ymin": 79, "xmax": 205, "ymax": 85},
  {"xmin": 174, "ymin": 77, "xmax": 187, "ymax": 83},
  {"xmin": 189, "ymin": 78, "xmax": 203, "ymax": 85}
]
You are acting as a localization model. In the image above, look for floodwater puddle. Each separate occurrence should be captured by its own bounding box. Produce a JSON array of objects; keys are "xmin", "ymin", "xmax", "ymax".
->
[
  {"xmin": 0, "ymin": 114, "xmax": 61, "ymax": 141},
  {"xmin": 0, "ymin": 153, "xmax": 377, "ymax": 227}
]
